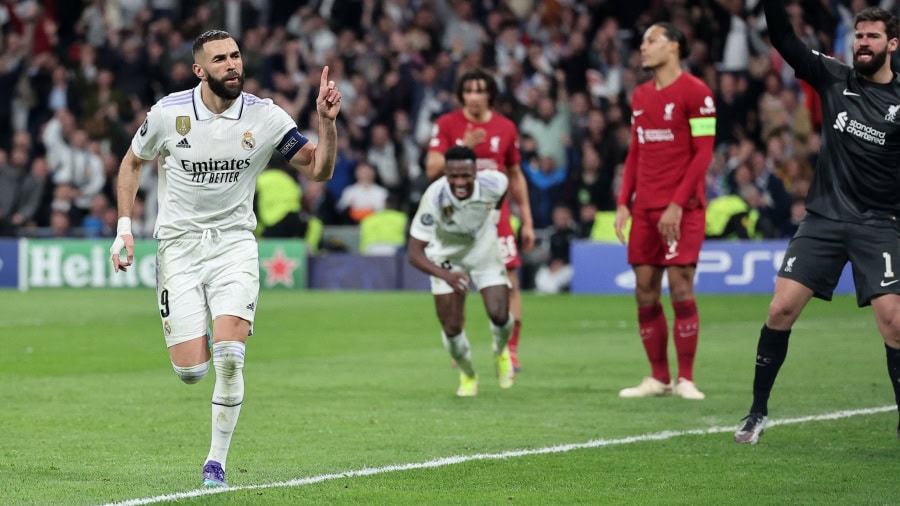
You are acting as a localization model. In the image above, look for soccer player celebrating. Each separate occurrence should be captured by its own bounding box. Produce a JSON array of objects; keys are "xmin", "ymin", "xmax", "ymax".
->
[
  {"xmin": 109, "ymin": 30, "xmax": 341, "ymax": 485},
  {"xmin": 614, "ymin": 23, "xmax": 716, "ymax": 400},
  {"xmin": 409, "ymin": 145, "xmax": 516, "ymax": 397},
  {"xmin": 735, "ymin": 2, "xmax": 900, "ymax": 444},
  {"xmin": 426, "ymin": 69, "xmax": 534, "ymax": 372}
]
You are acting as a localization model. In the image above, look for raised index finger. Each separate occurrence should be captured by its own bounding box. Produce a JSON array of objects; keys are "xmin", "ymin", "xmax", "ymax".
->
[{"xmin": 320, "ymin": 66, "xmax": 330, "ymax": 89}]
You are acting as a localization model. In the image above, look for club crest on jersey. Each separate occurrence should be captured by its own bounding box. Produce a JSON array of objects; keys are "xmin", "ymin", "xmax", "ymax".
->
[
  {"xmin": 885, "ymin": 104, "xmax": 900, "ymax": 122},
  {"xmin": 664, "ymin": 103, "xmax": 675, "ymax": 121},
  {"xmin": 175, "ymin": 116, "xmax": 191, "ymax": 136},
  {"xmin": 242, "ymin": 131, "xmax": 256, "ymax": 150},
  {"xmin": 442, "ymin": 205, "xmax": 454, "ymax": 219},
  {"xmin": 490, "ymin": 136, "xmax": 500, "ymax": 152}
]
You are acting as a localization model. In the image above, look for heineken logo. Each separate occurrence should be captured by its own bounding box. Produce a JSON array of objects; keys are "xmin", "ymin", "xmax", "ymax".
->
[
  {"xmin": 23, "ymin": 239, "xmax": 307, "ymax": 290},
  {"xmin": 27, "ymin": 243, "xmax": 157, "ymax": 288}
]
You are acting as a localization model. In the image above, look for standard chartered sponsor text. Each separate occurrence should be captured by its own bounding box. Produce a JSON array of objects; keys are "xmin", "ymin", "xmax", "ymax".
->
[
  {"xmin": 643, "ymin": 129, "xmax": 675, "ymax": 142},
  {"xmin": 846, "ymin": 119, "xmax": 886, "ymax": 145}
]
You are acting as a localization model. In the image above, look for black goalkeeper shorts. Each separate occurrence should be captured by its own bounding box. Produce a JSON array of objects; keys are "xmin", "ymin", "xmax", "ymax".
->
[{"xmin": 779, "ymin": 212, "xmax": 900, "ymax": 307}]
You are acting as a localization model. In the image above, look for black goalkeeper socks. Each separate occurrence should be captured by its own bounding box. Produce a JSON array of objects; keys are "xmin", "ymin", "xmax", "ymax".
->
[
  {"xmin": 884, "ymin": 344, "xmax": 900, "ymax": 416},
  {"xmin": 749, "ymin": 325, "xmax": 791, "ymax": 416}
]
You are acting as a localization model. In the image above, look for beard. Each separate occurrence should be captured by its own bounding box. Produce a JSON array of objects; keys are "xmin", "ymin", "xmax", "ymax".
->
[
  {"xmin": 207, "ymin": 70, "xmax": 244, "ymax": 100},
  {"xmin": 853, "ymin": 47, "xmax": 888, "ymax": 76}
]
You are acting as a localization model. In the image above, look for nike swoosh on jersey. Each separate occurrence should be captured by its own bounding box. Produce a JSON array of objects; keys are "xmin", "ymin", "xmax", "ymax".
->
[
  {"xmin": 843, "ymin": 88, "xmax": 861, "ymax": 96},
  {"xmin": 633, "ymin": 109, "xmax": 644, "ymax": 116},
  {"xmin": 881, "ymin": 279, "xmax": 899, "ymax": 287}
]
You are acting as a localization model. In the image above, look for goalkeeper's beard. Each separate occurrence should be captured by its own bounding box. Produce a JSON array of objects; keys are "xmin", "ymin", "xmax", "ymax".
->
[{"xmin": 853, "ymin": 47, "xmax": 887, "ymax": 76}]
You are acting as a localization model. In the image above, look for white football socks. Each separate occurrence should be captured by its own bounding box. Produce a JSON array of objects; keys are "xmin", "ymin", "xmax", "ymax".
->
[
  {"xmin": 442, "ymin": 331, "xmax": 475, "ymax": 377},
  {"xmin": 206, "ymin": 341, "xmax": 245, "ymax": 469},
  {"xmin": 490, "ymin": 313, "xmax": 515, "ymax": 353}
]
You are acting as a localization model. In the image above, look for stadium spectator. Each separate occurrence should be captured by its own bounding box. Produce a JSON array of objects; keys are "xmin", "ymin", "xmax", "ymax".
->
[
  {"xmin": 778, "ymin": 87, "xmax": 813, "ymax": 158},
  {"xmin": 359, "ymin": 194, "xmax": 408, "ymax": 256},
  {"xmin": 0, "ymin": 30, "xmax": 27, "ymax": 153},
  {"xmin": 565, "ymin": 141, "xmax": 616, "ymax": 216},
  {"xmin": 52, "ymin": 128, "xmax": 105, "ymax": 216},
  {"xmin": 337, "ymin": 162, "xmax": 388, "ymax": 223},
  {"xmin": 108, "ymin": 30, "xmax": 341, "ymax": 488},
  {"xmin": 81, "ymin": 193, "xmax": 111, "ymax": 238},
  {"xmin": 494, "ymin": 20, "xmax": 526, "ymax": 77},
  {"xmin": 48, "ymin": 209, "xmax": 72, "ymax": 238},
  {"xmin": 754, "ymin": 137, "xmax": 793, "ymax": 235},
  {"xmin": 436, "ymin": 0, "xmax": 486, "ymax": 57},
  {"xmin": 534, "ymin": 205, "xmax": 577, "ymax": 294},
  {"xmin": 255, "ymin": 167, "xmax": 306, "ymax": 238},
  {"xmin": 615, "ymin": 22, "xmax": 716, "ymax": 401},
  {"xmin": 0, "ymin": 153, "xmax": 20, "ymax": 236},
  {"xmin": 16, "ymin": 155, "xmax": 51, "ymax": 230},
  {"xmin": 41, "ymin": 108, "xmax": 76, "ymax": 170},
  {"xmin": 80, "ymin": 68, "xmax": 133, "ymax": 155},
  {"xmin": 523, "ymin": 154, "xmax": 567, "ymax": 229},
  {"xmin": 705, "ymin": 184, "xmax": 778, "ymax": 240},
  {"xmin": 518, "ymin": 71, "xmax": 571, "ymax": 169},
  {"xmin": 408, "ymin": 145, "xmax": 514, "ymax": 397},
  {"xmin": 366, "ymin": 123, "xmax": 406, "ymax": 201},
  {"xmin": 714, "ymin": 72, "xmax": 749, "ymax": 146},
  {"xmin": 392, "ymin": 109, "xmax": 424, "ymax": 202},
  {"xmin": 318, "ymin": 134, "xmax": 358, "ymax": 225}
]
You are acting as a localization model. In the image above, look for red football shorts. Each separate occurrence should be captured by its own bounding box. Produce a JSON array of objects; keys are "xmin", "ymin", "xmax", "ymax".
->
[{"xmin": 627, "ymin": 206, "xmax": 705, "ymax": 266}]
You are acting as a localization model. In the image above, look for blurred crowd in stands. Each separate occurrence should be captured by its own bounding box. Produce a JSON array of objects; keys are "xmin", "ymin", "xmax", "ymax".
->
[{"xmin": 0, "ymin": 0, "xmax": 892, "ymax": 261}]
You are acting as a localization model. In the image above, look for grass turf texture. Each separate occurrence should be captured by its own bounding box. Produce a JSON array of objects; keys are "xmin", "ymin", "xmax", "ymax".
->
[{"xmin": 1, "ymin": 290, "xmax": 897, "ymax": 505}]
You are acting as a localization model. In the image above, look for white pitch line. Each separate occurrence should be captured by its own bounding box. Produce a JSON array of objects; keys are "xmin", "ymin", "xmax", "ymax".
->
[{"xmin": 100, "ymin": 405, "xmax": 897, "ymax": 506}]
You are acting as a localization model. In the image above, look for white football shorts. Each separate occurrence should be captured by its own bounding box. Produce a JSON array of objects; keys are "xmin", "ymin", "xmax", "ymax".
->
[
  {"xmin": 156, "ymin": 230, "xmax": 259, "ymax": 347},
  {"xmin": 427, "ymin": 237, "xmax": 510, "ymax": 295}
]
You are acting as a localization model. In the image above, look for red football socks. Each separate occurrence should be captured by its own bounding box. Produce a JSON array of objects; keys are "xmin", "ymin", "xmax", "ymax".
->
[{"xmin": 638, "ymin": 303, "xmax": 670, "ymax": 383}]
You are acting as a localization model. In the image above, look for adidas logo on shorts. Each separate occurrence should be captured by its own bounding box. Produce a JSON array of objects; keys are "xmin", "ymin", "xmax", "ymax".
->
[
  {"xmin": 246, "ymin": 302, "xmax": 255, "ymax": 311},
  {"xmin": 176, "ymin": 138, "xmax": 191, "ymax": 148}
]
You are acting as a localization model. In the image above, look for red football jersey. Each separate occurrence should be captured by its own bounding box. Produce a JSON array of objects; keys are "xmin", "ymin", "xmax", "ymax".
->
[
  {"xmin": 429, "ymin": 109, "xmax": 523, "ymax": 267},
  {"xmin": 428, "ymin": 110, "xmax": 521, "ymax": 174},
  {"xmin": 619, "ymin": 72, "xmax": 716, "ymax": 211}
]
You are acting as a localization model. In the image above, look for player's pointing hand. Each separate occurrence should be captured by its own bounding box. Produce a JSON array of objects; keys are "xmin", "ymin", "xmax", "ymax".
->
[{"xmin": 316, "ymin": 66, "xmax": 342, "ymax": 120}]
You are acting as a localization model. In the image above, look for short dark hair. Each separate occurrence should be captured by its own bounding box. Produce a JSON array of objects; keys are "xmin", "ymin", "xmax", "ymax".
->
[
  {"xmin": 455, "ymin": 69, "xmax": 498, "ymax": 106},
  {"xmin": 192, "ymin": 30, "xmax": 234, "ymax": 58},
  {"xmin": 444, "ymin": 145, "xmax": 477, "ymax": 163},
  {"xmin": 653, "ymin": 22, "xmax": 689, "ymax": 60},
  {"xmin": 855, "ymin": 7, "xmax": 900, "ymax": 42}
]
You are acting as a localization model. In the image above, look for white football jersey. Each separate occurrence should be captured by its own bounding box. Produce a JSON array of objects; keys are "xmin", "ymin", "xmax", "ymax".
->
[
  {"xmin": 132, "ymin": 84, "xmax": 305, "ymax": 239},
  {"xmin": 410, "ymin": 170, "xmax": 508, "ymax": 259}
]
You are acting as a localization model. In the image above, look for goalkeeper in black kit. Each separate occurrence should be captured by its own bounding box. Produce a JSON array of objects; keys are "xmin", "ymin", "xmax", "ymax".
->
[{"xmin": 735, "ymin": 0, "xmax": 900, "ymax": 444}]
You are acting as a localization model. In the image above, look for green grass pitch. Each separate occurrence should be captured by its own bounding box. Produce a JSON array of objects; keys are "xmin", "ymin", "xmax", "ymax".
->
[{"xmin": 2, "ymin": 289, "xmax": 898, "ymax": 505}]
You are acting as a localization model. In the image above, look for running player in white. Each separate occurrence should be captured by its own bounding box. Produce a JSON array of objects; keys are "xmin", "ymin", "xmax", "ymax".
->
[
  {"xmin": 408, "ymin": 145, "xmax": 516, "ymax": 397},
  {"xmin": 109, "ymin": 30, "xmax": 341, "ymax": 487}
]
